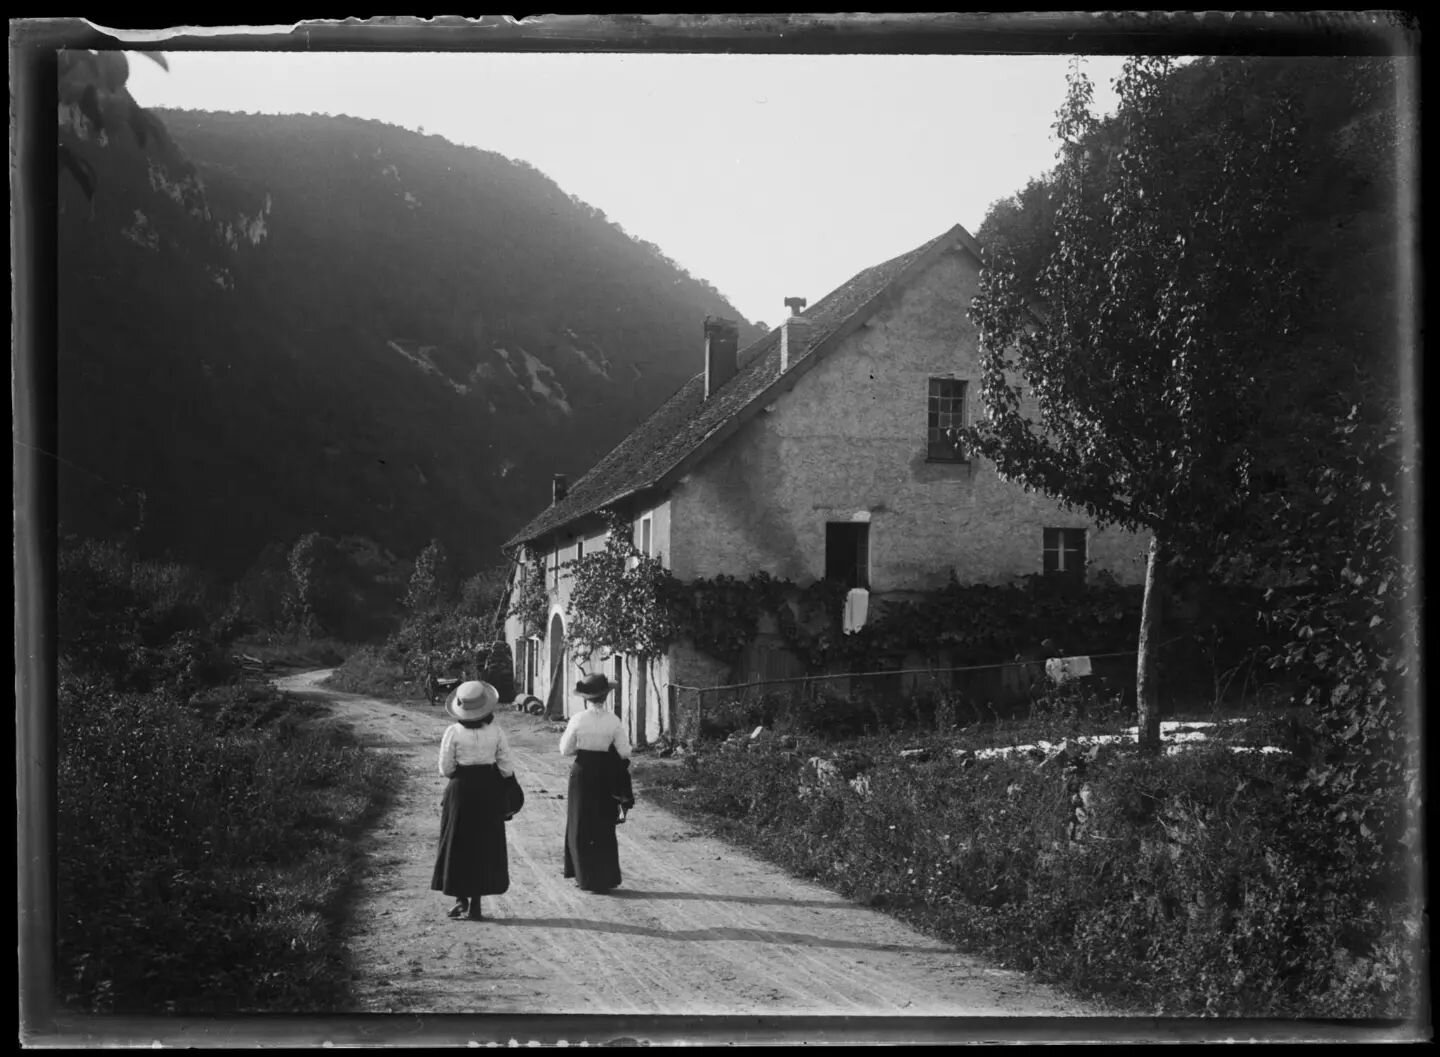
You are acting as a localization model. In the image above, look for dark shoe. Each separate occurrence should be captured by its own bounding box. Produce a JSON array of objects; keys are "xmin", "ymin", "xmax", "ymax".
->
[
  {"xmin": 466, "ymin": 903, "xmax": 485, "ymax": 921},
  {"xmin": 447, "ymin": 899, "xmax": 469, "ymax": 919}
]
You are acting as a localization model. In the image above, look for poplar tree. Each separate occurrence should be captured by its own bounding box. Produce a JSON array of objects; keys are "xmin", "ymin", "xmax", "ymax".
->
[{"xmin": 961, "ymin": 58, "xmax": 1307, "ymax": 751}]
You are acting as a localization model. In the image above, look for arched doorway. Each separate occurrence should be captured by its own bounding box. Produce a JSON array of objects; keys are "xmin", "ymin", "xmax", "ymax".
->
[{"xmin": 545, "ymin": 612, "xmax": 566, "ymax": 720}]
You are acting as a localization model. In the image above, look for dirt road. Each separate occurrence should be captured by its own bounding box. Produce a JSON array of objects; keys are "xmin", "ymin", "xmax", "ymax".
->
[{"xmin": 278, "ymin": 670, "xmax": 1099, "ymax": 1018}]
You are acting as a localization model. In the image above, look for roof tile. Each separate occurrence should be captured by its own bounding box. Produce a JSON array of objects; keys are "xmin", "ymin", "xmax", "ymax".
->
[{"xmin": 504, "ymin": 223, "xmax": 969, "ymax": 550}]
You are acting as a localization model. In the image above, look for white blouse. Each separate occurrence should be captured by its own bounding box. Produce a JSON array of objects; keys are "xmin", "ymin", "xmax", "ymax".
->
[
  {"xmin": 439, "ymin": 721, "xmax": 516, "ymax": 778},
  {"xmin": 559, "ymin": 705, "xmax": 631, "ymax": 759}
]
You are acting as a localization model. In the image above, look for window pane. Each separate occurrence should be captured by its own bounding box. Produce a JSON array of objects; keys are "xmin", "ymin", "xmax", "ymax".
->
[{"xmin": 927, "ymin": 378, "xmax": 967, "ymax": 461}]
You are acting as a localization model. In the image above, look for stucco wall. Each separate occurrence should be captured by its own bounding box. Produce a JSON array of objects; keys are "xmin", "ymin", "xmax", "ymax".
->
[{"xmin": 669, "ymin": 248, "xmax": 1150, "ymax": 591}]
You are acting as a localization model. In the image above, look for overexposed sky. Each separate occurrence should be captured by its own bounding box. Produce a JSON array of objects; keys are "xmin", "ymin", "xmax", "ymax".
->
[{"xmin": 126, "ymin": 51, "xmax": 1127, "ymax": 326}]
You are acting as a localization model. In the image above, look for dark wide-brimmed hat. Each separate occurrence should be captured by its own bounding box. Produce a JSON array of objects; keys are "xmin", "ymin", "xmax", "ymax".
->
[
  {"xmin": 575, "ymin": 673, "xmax": 614, "ymax": 700},
  {"xmin": 446, "ymin": 680, "xmax": 500, "ymax": 722}
]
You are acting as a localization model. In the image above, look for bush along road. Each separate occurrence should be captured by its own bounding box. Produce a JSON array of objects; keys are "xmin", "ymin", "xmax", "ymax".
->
[{"xmin": 279, "ymin": 670, "xmax": 1101, "ymax": 1018}]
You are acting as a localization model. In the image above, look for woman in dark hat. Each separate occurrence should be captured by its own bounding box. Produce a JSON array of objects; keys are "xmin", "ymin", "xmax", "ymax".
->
[
  {"xmin": 431, "ymin": 680, "xmax": 514, "ymax": 921},
  {"xmin": 558, "ymin": 673, "xmax": 632, "ymax": 892}
]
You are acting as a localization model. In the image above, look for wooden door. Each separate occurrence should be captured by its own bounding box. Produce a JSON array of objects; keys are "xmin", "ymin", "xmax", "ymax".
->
[{"xmin": 545, "ymin": 613, "xmax": 566, "ymax": 719}]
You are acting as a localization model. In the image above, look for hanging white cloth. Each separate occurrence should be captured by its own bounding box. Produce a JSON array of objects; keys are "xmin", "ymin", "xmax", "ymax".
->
[{"xmin": 842, "ymin": 588, "xmax": 870, "ymax": 634}]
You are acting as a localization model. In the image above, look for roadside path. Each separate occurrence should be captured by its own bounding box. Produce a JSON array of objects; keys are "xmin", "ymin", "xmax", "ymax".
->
[{"xmin": 279, "ymin": 670, "xmax": 1099, "ymax": 1017}]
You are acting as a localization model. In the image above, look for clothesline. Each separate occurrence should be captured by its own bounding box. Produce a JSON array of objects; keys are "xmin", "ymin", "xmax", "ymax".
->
[{"xmin": 673, "ymin": 635, "xmax": 1188, "ymax": 696}]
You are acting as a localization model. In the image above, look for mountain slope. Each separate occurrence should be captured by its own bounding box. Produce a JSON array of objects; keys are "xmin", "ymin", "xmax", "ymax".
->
[{"xmin": 57, "ymin": 102, "xmax": 763, "ymax": 583}]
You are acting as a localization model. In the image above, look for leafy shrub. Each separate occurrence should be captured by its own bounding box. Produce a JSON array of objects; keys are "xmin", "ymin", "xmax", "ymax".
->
[
  {"xmin": 326, "ymin": 644, "xmax": 415, "ymax": 699},
  {"xmin": 1029, "ymin": 677, "xmax": 1132, "ymax": 729},
  {"xmin": 654, "ymin": 728, "xmax": 1421, "ymax": 1018},
  {"xmin": 700, "ymin": 686, "xmax": 902, "ymax": 743},
  {"xmin": 55, "ymin": 678, "xmax": 400, "ymax": 1013},
  {"xmin": 58, "ymin": 539, "xmax": 229, "ymax": 691}
]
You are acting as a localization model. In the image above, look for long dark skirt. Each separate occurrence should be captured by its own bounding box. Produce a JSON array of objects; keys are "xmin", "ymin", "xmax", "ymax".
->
[
  {"xmin": 563, "ymin": 750, "xmax": 623, "ymax": 891},
  {"xmin": 431, "ymin": 764, "xmax": 510, "ymax": 898}
]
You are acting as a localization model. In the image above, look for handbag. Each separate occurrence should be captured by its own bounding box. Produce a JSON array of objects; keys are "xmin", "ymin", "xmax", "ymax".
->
[
  {"xmin": 502, "ymin": 772, "xmax": 525, "ymax": 821},
  {"xmin": 610, "ymin": 746, "xmax": 635, "ymax": 822}
]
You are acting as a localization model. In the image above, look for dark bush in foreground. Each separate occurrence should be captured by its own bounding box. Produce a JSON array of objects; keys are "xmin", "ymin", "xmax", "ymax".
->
[
  {"xmin": 56, "ymin": 679, "xmax": 400, "ymax": 1013},
  {"xmin": 639, "ymin": 730, "xmax": 1421, "ymax": 1018}
]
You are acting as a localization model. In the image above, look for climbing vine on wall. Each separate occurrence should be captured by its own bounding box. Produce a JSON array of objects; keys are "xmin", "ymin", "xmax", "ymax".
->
[
  {"xmin": 565, "ymin": 509, "xmax": 678, "ymax": 659},
  {"xmin": 847, "ymin": 571, "xmax": 1143, "ymax": 668},
  {"xmin": 665, "ymin": 569, "xmax": 1142, "ymax": 674},
  {"xmin": 561, "ymin": 506, "xmax": 1143, "ymax": 675}
]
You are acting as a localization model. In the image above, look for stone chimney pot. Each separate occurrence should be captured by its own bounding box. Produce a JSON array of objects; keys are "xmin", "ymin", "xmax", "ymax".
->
[{"xmin": 703, "ymin": 316, "xmax": 740, "ymax": 399}]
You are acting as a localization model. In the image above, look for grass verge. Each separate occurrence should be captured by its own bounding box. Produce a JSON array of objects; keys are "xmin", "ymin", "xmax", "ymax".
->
[
  {"xmin": 56, "ymin": 676, "xmax": 402, "ymax": 1013},
  {"xmin": 632, "ymin": 722, "xmax": 1421, "ymax": 1019}
]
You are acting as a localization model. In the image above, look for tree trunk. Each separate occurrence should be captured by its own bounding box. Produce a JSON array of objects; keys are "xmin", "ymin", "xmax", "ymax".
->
[{"xmin": 1135, "ymin": 534, "xmax": 1166, "ymax": 753}]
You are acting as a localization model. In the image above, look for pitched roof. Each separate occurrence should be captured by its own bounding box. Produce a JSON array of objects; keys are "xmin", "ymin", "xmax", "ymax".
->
[{"xmin": 503, "ymin": 221, "xmax": 982, "ymax": 552}]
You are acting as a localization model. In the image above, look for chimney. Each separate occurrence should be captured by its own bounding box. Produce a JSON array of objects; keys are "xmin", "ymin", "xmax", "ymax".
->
[
  {"xmin": 779, "ymin": 298, "xmax": 811, "ymax": 372},
  {"xmin": 703, "ymin": 316, "xmax": 739, "ymax": 399},
  {"xmin": 552, "ymin": 474, "xmax": 568, "ymax": 505}
]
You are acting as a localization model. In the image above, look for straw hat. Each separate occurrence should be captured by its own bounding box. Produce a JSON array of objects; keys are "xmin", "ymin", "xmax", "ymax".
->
[{"xmin": 446, "ymin": 680, "xmax": 500, "ymax": 722}]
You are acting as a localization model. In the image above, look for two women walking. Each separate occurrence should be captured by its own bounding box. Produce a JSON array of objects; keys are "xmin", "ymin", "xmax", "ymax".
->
[{"xmin": 430, "ymin": 672, "xmax": 634, "ymax": 921}]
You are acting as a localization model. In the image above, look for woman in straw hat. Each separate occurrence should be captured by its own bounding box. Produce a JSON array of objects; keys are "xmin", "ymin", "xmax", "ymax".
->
[
  {"xmin": 559, "ymin": 672, "xmax": 631, "ymax": 892},
  {"xmin": 431, "ymin": 680, "xmax": 514, "ymax": 921}
]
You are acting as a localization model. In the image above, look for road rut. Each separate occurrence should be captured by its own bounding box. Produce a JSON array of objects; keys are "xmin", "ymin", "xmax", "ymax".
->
[{"xmin": 279, "ymin": 670, "xmax": 1098, "ymax": 1018}]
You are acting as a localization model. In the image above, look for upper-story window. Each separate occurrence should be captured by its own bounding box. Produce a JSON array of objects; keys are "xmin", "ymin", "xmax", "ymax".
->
[
  {"xmin": 639, "ymin": 515, "xmax": 653, "ymax": 558},
  {"xmin": 927, "ymin": 378, "xmax": 968, "ymax": 461},
  {"xmin": 575, "ymin": 535, "xmax": 585, "ymax": 561},
  {"xmin": 1043, "ymin": 527, "xmax": 1087, "ymax": 578}
]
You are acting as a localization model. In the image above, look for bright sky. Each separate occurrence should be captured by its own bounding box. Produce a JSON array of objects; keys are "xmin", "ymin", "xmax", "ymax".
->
[{"xmin": 126, "ymin": 51, "xmax": 1127, "ymax": 327}]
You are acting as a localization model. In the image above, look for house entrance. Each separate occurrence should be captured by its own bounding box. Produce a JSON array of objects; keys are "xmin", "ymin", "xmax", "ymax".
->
[
  {"xmin": 635, "ymin": 660, "xmax": 648, "ymax": 747},
  {"xmin": 612, "ymin": 656, "xmax": 624, "ymax": 720},
  {"xmin": 545, "ymin": 613, "xmax": 566, "ymax": 720}
]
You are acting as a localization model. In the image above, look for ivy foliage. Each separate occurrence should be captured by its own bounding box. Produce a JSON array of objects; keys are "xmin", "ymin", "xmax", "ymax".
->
[
  {"xmin": 1252, "ymin": 407, "xmax": 1420, "ymax": 864},
  {"xmin": 561, "ymin": 508, "xmax": 1144, "ymax": 678},
  {"xmin": 564, "ymin": 508, "xmax": 678, "ymax": 659},
  {"xmin": 846, "ymin": 572, "xmax": 1140, "ymax": 668},
  {"xmin": 667, "ymin": 569, "xmax": 1141, "ymax": 674}
]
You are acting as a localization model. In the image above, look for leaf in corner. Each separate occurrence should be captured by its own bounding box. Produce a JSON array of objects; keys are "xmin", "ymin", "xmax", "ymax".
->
[
  {"xmin": 59, "ymin": 144, "xmax": 97, "ymax": 201},
  {"xmin": 78, "ymin": 83, "xmax": 105, "ymax": 133}
]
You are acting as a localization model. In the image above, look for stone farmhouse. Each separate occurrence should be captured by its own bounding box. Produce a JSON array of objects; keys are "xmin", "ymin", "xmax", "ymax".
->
[{"xmin": 501, "ymin": 222, "xmax": 1148, "ymax": 744}]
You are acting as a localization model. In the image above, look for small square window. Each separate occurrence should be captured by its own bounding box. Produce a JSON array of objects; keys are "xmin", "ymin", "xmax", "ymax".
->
[
  {"xmin": 1043, "ymin": 528, "xmax": 1087, "ymax": 577},
  {"xmin": 927, "ymin": 378, "xmax": 968, "ymax": 461},
  {"xmin": 825, "ymin": 522, "xmax": 870, "ymax": 589}
]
